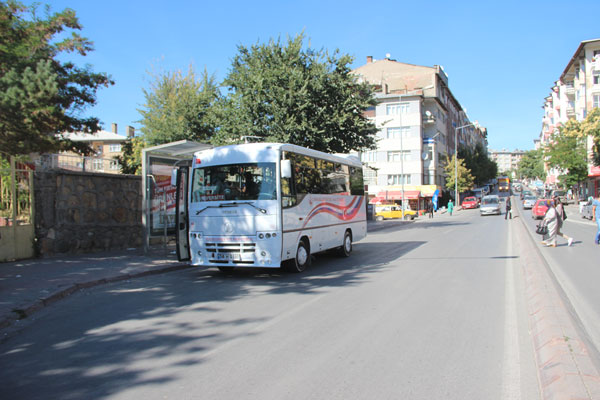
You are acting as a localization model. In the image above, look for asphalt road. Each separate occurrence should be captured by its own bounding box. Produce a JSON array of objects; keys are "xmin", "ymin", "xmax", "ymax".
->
[{"xmin": 0, "ymin": 210, "xmax": 542, "ymax": 399}]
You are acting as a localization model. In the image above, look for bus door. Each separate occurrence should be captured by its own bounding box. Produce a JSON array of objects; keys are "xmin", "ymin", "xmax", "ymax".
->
[{"xmin": 174, "ymin": 166, "xmax": 190, "ymax": 261}]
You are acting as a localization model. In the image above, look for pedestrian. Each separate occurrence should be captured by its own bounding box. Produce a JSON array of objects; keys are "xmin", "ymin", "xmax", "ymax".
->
[
  {"xmin": 428, "ymin": 201, "xmax": 434, "ymax": 219},
  {"xmin": 504, "ymin": 196, "xmax": 512, "ymax": 220},
  {"xmin": 593, "ymin": 194, "xmax": 600, "ymax": 244},
  {"xmin": 540, "ymin": 200, "xmax": 560, "ymax": 247},
  {"xmin": 448, "ymin": 199, "xmax": 454, "ymax": 216},
  {"xmin": 554, "ymin": 197, "xmax": 573, "ymax": 246}
]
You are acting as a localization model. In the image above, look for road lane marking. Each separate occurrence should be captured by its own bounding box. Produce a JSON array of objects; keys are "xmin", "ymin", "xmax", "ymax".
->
[{"xmin": 502, "ymin": 222, "xmax": 521, "ymax": 400}]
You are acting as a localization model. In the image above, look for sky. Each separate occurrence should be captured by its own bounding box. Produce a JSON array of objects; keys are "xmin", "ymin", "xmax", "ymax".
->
[{"xmin": 44, "ymin": 0, "xmax": 600, "ymax": 151}]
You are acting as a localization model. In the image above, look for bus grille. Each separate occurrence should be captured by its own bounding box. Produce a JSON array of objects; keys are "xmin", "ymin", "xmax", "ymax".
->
[{"xmin": 205, "ymin": 241, "xmax": 256, "ymax": 264}]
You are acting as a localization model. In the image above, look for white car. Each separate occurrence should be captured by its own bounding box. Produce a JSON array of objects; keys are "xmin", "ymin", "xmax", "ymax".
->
[
  {"xmin": 480, "ymin": 195, "xmax": 501, "ymax": 216},
  {"xmin": 522, "ymin": 195, "xmax": 537, "ymax": 209}
]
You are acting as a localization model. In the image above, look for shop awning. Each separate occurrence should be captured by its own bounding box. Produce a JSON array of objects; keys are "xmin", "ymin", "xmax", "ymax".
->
[
  {"xmin": 376, "ymin": 190, "xmax": 421, "ymax": 200},
  {"xmin": 589, "ymin": 166, "xmax": 600, "ymax": 177}
]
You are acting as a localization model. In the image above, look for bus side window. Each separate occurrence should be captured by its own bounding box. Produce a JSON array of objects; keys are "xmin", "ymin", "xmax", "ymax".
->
[
  {"xmin": 350, "ymin": 167, "xmax": 364, "ymax": 195},
  {"xmin": 281, "ymin": 176, "xmax": 297, "ymax": 208}
]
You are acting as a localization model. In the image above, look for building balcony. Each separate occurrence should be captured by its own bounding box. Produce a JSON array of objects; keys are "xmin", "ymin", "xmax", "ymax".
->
[
  {"xmin": 423, "ymin": 114, "xmax": 436, "ymax": 124},
  {"xmin": 566, "ymin": 105, "xmax": 576, "ymax": 117},
  {"xmin": 565, "ymin": 85, "xmax": 575, "ymax": 98}
]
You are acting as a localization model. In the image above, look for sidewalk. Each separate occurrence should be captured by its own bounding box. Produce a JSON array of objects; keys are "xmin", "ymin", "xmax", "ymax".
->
[{"xmin": 0, "ymin": 246, "xmax": 191, "ymax": 334}]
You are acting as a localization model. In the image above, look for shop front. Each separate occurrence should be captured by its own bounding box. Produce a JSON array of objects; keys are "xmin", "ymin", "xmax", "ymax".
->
[{"xmin": 369, "ymin": 185, "xmax": 441, "ymax": 215}]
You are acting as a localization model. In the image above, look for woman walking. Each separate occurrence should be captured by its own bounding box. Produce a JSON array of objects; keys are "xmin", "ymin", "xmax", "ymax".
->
[
  {"xmin": 541, "ymin": 201, "xmax": 560, "ymax": 247},
  {"xmin": 554, "ymin": 197, "xmax": 574, "ymax": 246}
]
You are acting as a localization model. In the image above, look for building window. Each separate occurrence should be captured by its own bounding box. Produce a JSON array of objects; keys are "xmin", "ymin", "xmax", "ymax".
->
[
  {"xmin": 109, "ymin": 144, "xmax": 122, "ymax": 152},
  {"xmin": 92, "ymin": 159, "xmax": 104, "ymax": 171},
  {"xmin": 386, "ymin": 127, "xmax": 410, "ymax": 139},
  {"xmin": 109, "ymin": 160, "xmax": 120, "ymax": 171},
  {"xmin": 387, "ymin": 174, "xmax": 411, "ymax": 185},
  {"xmin": 386, "ymin": 103, "xmax": 409, "ymax": 115},
  {"xmin": 387, "ymin": 151, "xmax": 411, "ymax": 162},
  {"xmin": 594, "ymin": 94, "xmax": 600, "ymax": 109},
  {"xmin": 593, "ymin": 71, "xmax": 600, "ymax": 86},
  {"xmin": 361, "ymin": 151, "xmax": 377, "ymax": 163}
]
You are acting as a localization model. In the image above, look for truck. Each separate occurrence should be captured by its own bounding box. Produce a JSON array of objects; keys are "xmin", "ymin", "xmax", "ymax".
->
[{"xmin": 498, "ymin": 176, "xmax": 510, "ymax": 192}]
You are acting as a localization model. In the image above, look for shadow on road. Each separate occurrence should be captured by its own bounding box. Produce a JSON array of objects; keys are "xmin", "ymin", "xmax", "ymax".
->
[{"xmin": 0, "ymin": 240, "xmax": 425, "ymax": 399}]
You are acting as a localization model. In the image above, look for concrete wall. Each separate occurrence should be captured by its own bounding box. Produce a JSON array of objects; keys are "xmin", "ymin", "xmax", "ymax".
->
[{"xmin": 34, "ymin": 170, "xmax": 142, "ymax": 256}]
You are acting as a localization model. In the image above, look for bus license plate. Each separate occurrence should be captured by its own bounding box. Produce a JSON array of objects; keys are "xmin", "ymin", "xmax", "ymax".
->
[{"xmin": 216, "ymin": 253, "xmax": 241, "ymax": 261}]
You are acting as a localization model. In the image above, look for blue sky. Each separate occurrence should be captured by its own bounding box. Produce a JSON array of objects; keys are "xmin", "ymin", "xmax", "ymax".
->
[{"xmin": 46, "ymin": 0, "xmax": 600, "ymax": 151}]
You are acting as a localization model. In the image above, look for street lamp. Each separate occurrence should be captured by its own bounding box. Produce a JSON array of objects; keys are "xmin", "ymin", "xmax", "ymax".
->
[{"xmin": 454, "ymin": 122, "xmax": 479, "ymax": 207}]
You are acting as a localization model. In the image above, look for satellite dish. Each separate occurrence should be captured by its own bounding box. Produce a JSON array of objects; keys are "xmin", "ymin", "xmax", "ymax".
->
[{"xmin": 422, "ymin": 152, "xmax": 429, "ymax": 160}]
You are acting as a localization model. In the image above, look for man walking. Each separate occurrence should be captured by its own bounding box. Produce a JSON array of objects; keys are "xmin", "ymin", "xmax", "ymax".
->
[
  {"xmin": 505, "ymin": 196, "xmax": 512, "ymax": 220},
  {"xmin": 448, "ymin": 199, "xmax": 454, "ymax": 216},
  {"xmin": 593, "ymin": 194, "xmax": 600, "ymax": 244}
]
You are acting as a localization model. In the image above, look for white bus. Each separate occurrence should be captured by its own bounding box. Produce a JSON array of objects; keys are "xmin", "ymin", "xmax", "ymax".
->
[{"xmin": 172, "ymin": 143, "xmax": 367, "ymax": 273}]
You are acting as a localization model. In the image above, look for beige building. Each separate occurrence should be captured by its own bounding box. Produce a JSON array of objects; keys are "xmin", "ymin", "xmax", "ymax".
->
[
  {"xmin": 489, "ymin": 149, "xmax": 525, "ymax": 175},
  {"xmin": 351, "ymin": 55, "xmax": 487, "ymax": 207},
  {"xmin": 540, "ymin": 38, "xmax": 600, "ymax": 196},
  {"xmin": 54, "ymin": 124, "xmax": 134, "ymax": 174}
]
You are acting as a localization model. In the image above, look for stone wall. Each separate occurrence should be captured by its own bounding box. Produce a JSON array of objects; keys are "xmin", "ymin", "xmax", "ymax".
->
[{"xmin": 34, "ymin": 170, "xmax": 142, "ymax": 256}]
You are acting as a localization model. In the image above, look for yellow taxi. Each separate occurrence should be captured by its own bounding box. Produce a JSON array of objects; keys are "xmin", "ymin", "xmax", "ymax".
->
[{"xmin": 374, "ymin": 204, "xmax": 417, "ymax": 221}]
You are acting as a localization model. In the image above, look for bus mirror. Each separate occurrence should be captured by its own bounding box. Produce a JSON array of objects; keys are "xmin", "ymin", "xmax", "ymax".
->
[
  {"xmin": 281, "ymin": 160, "xmax": 292, "ymax": 179},
  {"xmin": 171, "ymin": 169, "xmax": 178, "ymax": 187}
]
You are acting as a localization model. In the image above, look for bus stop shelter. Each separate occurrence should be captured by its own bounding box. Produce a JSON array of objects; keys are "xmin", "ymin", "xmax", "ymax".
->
[{"xmin": 141, "ymin": 140, "xmax": 212, "ymax": 253}]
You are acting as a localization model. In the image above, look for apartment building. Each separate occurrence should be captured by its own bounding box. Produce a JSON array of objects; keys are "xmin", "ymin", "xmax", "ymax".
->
[
  {"xmin": 352, "ymin": 55, "xmax": 487, "ymax": 208},
  {"xmin": 540, "ymin": 38, "xmax": 600, "ymax": 196},
  {"xmin": 489, "ymin": 149, "xmax": 525, "ymax": 175},
  {"xmin": 54, "ymin": 124, "xmax": 133, "ymax": 174}
]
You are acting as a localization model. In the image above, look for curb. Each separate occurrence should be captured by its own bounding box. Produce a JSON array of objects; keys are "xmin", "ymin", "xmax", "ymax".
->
[
  {"xmin": 514, "ymin": 204, "xmax": 600, "ymax": 399},
  {"xmin": 0, "ymin": 263, "xmax": 193, "ymax": 333}
]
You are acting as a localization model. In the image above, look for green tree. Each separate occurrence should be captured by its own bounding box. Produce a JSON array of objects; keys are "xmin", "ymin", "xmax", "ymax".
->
[
  {"xmin": 518, "ymin": 148, "xmax": 546, "ymax": 181},
  {"xmin": 138, "ymin": 65, "xmax": 220, "ymax": 146},
  {"xmin": 459, "ymin": 142, "xmax": 497, "ymax": 186},
  {"xmin": 581, "ymin": 108, "xmax": 600, "ymax": 166},
  {"xmin": 115, "ymin": 136, "xmax": 146, "ymax": 175},
  {"xmin": 444, "ymin": 155, "xmax": 474, "ymax": 193},
  {"xmin": 216, "ymin": 33, "xmax": 378, "ymax": 152},
  {"xmin": 544, "ymin": 122, "xmax": 587, "ymax": 188},
  {"xmin": 0, "ymin": 1, "xmax": 113, "ymax": 157}
]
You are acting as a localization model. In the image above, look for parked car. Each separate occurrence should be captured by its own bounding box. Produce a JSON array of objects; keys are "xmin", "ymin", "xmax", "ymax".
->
[
  {"xmin": 520, "ymin": 190, "xmax": 533, "ymax": 200},
  {"xmin": 522, "ymin": 195, "xmax": 537, "ymax": 209},
  {"xmin": 461, "ymin": 196, "xmax": 479, "ymax": 209},
  {"xmin": 581, "ymin": 199, "xmax": 594, "ymax": 220},
  {"xmin": 532, "ymin": 198, "xmax": 553, "ymax": 219},
  {"xmin": 480, "ymin": 195, "xmax": 501, "ymax": 216},
  {"xmin": 375, "ymin": 204, "xmax": 417, "ymax": 221},
  {"xmin": 472, "ymin": 188, "xmax": 484, "ymax": 204},
  {"xmin": 551, "ymin": 189, "xmax": 571, "ymax": 204}
]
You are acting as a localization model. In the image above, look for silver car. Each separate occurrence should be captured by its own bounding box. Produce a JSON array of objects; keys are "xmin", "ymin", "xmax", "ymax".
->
[
  {"xmin": 480, "ymin": 195, "xmax": 501, "ymax": 216},
  {"xmin": 522, "ymin": 195, "xmax": 537, "ymax": 209}
]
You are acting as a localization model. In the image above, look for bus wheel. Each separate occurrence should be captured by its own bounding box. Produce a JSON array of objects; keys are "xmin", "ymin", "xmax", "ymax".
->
[
  {"xmin": 218, "ymin": 266, "xmax": 235, "ymax": 273},
  {"xmin": 338, "ymin": 230, "xmax": 352, "ymax": 257},
  {"xmin": 375, "ymin": 215, "xmax": 384, "ymax": 221},
  {"xmin": 289, "ymin": 239, "xmax": 310, "ymax": 273}
]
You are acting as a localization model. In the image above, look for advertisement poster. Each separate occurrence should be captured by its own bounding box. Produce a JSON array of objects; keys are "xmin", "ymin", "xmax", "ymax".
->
[{"xmin": 149, "ymin": 157, "xmax": 177, "ymax": 236}]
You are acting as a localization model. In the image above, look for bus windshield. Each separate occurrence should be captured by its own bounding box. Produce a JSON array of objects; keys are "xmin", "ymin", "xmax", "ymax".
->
[{"xmin": 191, "ymin": 163, "xmax": 276, "ymax": 202}]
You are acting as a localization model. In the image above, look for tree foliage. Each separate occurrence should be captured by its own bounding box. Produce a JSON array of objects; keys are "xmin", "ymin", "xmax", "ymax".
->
[
  {"xmin": 115, "ymin": 136, "xmax": 146, "ymax": 175},
  {"xmin": 138, "ymin": 65, "xmax": 220, "ymax": 146},
  {"xmin": 458, "ymin": 142, "xmax": 497, "ymax": 186},
  {"xmin": 544, "ymin": 122, "xmax": 587, "ymax": 187},
  {"xmin": 518, "ymin": 148, "xmax": 546, "ymax": 181},
  {"xmin": 444, "ymin": 155, "xmax": 474, "ymax": 194},
  {"xmin": 581, "ymin": 108, "xmax": 600, "ymax": 166},
  {"xmin": 0, "ymin": 1, "xmax": 113, "ymax": 157},
  {"xmin": 216, "ymin": 33, "xmax": 378, "ymax": 152}
]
